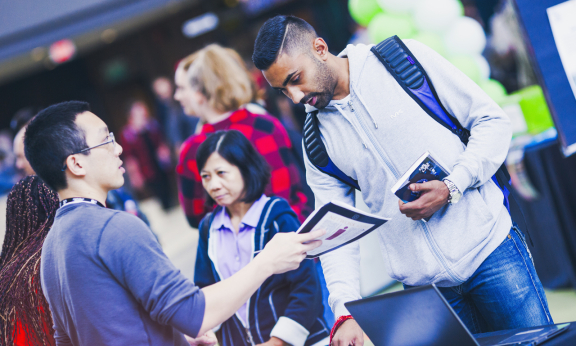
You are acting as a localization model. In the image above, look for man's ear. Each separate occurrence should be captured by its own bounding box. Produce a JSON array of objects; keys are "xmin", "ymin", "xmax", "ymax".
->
[
  {"xmin": 313, "ymin": 38, "xmax": 329, "ymax": 61},
  {"xmin": 65, "ymin": 155, "xmax": 87, "ymax": 178}
]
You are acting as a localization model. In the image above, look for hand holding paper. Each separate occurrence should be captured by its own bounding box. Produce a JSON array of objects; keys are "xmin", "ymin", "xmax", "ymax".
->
[{"xmin": 256, "ymin": 229, "xmax": 326, "ymax": 273}]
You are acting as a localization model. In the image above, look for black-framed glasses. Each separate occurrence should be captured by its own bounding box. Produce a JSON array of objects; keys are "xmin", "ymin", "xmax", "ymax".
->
[{"xmin": 61, "ymin": 132, "xmax": 116, "ymax": 171}]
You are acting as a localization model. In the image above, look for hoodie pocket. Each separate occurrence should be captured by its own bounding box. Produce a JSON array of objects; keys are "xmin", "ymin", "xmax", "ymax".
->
[
  {"xmin": 428, "ymin": 188, "xmax": 493, "ymax": 267},
  {"xmin": 468, "ymin": 188, "xmax": 493, "ymax": 224}
]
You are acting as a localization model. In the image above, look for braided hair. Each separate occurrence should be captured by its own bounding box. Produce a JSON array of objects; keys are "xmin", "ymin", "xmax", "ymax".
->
[{"xmin": 0, "ymin": 176, "xmax": 59, "ymax": 345}]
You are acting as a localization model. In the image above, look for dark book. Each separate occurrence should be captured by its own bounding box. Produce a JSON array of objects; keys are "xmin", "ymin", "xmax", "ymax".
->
[{"xmin": 391, "ymin": 151, "xmax": 450, "ymax": 203}]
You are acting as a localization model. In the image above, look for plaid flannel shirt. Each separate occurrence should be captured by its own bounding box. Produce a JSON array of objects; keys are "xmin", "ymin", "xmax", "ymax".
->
[{"xmin": 177, "ymin": 108, "xmax": 311, "ymax": 228}]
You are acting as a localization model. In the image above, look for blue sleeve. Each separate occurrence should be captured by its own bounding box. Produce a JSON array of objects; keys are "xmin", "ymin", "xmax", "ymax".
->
[
  {"xmin": 276, "ymin": 212, "xmax": 324, "ymax": 330},
  {"xmin": 97, "ymin": 212, "xmax": 205, "ymax": 337},
  {"xmin": 194, "ymin": 217, "xmax": 217, "ymax": 288}
]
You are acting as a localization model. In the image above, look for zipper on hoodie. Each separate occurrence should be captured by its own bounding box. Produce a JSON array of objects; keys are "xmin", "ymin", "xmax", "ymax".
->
[
  {"xmin": 245, "ymin": 326, "xmax": 255, "ymax": 345},
  {"xmin": 348, "ymin": 98, "xmax": 462, "ymax": 284},
  {"xmin": 348, "ymin": 99, "xmax": 399, "ymax": 177}
]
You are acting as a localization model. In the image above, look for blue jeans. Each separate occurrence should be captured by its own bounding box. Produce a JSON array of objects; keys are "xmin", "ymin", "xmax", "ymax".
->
[{"xmin": 405, "ymin": 226, "xmax": 553, "ymax": 334}]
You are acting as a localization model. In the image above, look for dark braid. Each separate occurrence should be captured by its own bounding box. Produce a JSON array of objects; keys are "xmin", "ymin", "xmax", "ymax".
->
[{"xmin": 0, "ymin": 176, "xmax": 59, "ymax": 345}]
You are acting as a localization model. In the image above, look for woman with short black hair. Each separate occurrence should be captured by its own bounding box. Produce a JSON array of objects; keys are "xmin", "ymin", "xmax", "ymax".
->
[{"xmin": 194, "ymin": 130, "xmax": 330, "ymax": 346}]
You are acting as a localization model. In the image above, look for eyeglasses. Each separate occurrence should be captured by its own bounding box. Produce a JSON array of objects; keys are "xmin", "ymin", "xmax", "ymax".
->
[{"xmin": 61, "ymin": 132, "xmax": 116, "ymax": 171}]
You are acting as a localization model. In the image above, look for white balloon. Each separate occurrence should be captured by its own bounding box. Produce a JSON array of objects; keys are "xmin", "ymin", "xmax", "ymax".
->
[
  {"xmin": 413, "ymin": 0, "xmax": 463, "ymax": 34},
  {"xmin": 376, "ymin": 0, "xmax": 420, "ymax": 14},
  {"xmin": 444, "ymin": 17, "xmax": 487, "ymax": 56},
  {"xmin": 474, "ymin": 55, "xmax": 491, "ymax": 80}
]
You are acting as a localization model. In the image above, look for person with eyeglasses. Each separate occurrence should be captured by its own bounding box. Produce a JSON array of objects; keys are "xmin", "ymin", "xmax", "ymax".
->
[{"xmin": 23, "ymin": 101, "xmax": 325, "ymax": 346}]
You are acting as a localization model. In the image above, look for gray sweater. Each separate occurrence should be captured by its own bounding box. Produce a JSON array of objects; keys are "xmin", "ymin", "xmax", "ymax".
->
[
  {"xmin": 304, "ymin": 40, "xmax": 512, "ymax": 317},
  {"xmin": 41, "ymin": 202, "xmax": 205, "ymax": 345}
]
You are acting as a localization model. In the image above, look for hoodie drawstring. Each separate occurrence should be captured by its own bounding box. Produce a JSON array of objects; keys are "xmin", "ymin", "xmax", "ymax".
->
[
  {"xmin": 333, "ymin": 103, "xmax": 368, "ymax": 149},
  {"xmin": 353, "ymin": 86, "xmax": 379, "ymax": 129}
]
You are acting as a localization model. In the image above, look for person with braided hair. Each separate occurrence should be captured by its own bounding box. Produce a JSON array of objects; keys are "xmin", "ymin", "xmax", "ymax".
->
[{"xmin": 0, "ymin": 175, "xmax": 59, "ymax": 346}]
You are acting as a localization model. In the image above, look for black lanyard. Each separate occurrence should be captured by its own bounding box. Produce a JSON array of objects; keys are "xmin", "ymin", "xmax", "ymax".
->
[{"xmin": 59, "ymin": 197, "xmax": 105, "ymax": 208}]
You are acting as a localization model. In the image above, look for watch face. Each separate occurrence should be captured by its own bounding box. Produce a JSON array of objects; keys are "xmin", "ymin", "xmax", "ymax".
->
[{"xmin": 451, "ymin": 191, "xmax": 462, "ymax": 204}]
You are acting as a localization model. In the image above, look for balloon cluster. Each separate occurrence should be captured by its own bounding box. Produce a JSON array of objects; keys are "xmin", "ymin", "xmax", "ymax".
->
[{"xmin": 349, "ymin": 0, "xmax": 507, "ymax": 104}]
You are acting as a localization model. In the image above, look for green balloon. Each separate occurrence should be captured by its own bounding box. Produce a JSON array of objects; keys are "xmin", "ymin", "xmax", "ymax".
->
[
  {"xmin": 367, "ymin": 13, "xmax": 417, "ymax": 43},
  {"xmin": 412, "ymin": 32, "xmax": 446, "ymax": 57},
  {"xmin": 480, "ymin": 79, "xmax": 507, "ymax": 104},
  {"xmin": 448, "ymin": 55, "xmax": 481, "ymax": 84},
  {"xmin": 349, "ymin": 0, "xmax": 383, "ymax": 26}
]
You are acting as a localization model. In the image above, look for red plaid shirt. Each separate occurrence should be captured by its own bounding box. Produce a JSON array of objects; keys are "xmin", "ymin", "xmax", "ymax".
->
[{"xmin": 177, "ymin": 108, "xmax": 311, "ymax": 228}]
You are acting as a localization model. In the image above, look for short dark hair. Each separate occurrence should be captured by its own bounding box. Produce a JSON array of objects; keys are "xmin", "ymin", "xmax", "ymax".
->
[
  {"xmin": 24, "ymin": 101, "xmax": 91, "ymax": 191},
  {"xmin": 196, "ymin": 130, "xmax": 270, "ymax": 206},
  {"xmin": 253, "ymin": 15, "xmax": 317, "ymax": 70}
]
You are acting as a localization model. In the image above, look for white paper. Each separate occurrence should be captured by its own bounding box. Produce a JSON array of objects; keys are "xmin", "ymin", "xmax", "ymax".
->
[
  {"xmin": 547, "ymin": 1, "xmax": 576, "ymax": 102},
  {"xmin": 300, "ymin": 210, "xmax": 377, "ymax": 257}
]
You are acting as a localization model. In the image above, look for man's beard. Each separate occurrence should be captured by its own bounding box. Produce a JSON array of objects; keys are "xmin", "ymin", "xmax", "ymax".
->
[{"xmin": 302, "ymin": 59, "xmax": 337, "ymax": 109}]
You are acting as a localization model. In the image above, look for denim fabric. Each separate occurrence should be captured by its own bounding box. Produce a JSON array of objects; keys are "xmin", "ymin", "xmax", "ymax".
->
[{"xmin": 405, "ymin": 226, "xmax": 553, "ymax": 334}]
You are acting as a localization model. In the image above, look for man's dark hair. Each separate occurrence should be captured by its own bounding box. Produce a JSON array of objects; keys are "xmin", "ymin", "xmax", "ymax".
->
[
  {"xmin": 24, "ymin": 101, "xmax": 91, "ymax": 191},
  {"xmin": 252, "ymin": 15, "xmax": 317, "ymax": 70},
  {"xmin": 196, "ymin": 130, "xmax": 270, "ymax": 207}
]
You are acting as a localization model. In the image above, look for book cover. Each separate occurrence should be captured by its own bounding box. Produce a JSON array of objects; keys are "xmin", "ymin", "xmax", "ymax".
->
[{"xmin": 392, "ymin": 151, "xmax": 450, "ymax": 203}]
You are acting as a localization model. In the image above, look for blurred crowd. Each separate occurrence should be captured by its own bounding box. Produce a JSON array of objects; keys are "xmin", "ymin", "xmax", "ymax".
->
[{"xmin": 0, "ymin": 41, "xmax": 315, "ymax": 230}]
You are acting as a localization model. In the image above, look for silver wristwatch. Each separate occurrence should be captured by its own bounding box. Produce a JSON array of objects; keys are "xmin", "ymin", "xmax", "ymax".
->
[{"xmin": 443, "ymin": 179, "xmax": 462, "ymax": 205}]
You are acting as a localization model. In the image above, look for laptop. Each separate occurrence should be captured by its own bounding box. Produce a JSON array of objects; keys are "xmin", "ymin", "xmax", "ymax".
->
[{"xmin": 344, "ymin": 284, "xmax": 569, "ymax": 346}]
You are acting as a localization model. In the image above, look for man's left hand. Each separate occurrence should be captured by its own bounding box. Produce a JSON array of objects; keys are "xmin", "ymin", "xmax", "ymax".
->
[
  {"xmin": 398, "ymin": 180, "xmax": 450, "ymax": 220},
  {"xmin": 256, "ymin": 336, "xmax": 289, "ymax": 346}
]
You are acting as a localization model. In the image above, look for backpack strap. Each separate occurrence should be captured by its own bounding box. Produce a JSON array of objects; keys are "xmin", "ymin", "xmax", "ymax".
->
[
  {"xmin": 372, "ymin": 37, "xmax": 530, "ymax": 243},
  {"xmin": 303, "ymin": 110, "xmax": 361, "ymax": 190},
  {"xmin": 370, "ymin": 36, "xmax": 471, "ymax": 145},
  {"xmin": 371, "ymin": 36, "xmax": 517, "ymax": 212}
]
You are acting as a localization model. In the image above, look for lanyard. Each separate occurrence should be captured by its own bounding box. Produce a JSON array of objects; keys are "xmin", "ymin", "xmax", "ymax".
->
[{"xmin": 59, "ymin": 197, "xmax": 105, "ymax": 208}]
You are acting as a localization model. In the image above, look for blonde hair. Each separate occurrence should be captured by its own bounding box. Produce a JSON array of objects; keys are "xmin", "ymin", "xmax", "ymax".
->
[{"xmin": 179, "ymin": 44, "xmax": 256, "ymax": 113}]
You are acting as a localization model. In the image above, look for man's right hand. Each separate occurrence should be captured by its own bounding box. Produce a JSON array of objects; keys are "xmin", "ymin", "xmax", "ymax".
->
[
  {"xmin": 256, "ymin": 229, "xmax": 325, "ymax": 275},
  {"xmin": 331, "ymin": 319, "xmax": 364, "ymax": 346}
]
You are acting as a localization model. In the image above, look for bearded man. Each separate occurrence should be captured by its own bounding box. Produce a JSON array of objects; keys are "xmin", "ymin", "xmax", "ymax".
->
[{"xmin": 253, "ymin": 15, "xmax": 552, "ymax": 346}]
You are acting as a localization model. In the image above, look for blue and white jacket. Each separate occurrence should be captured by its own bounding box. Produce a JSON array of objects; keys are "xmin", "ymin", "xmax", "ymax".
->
[{"xmin": 194, "ymin": 197, "xmax": 330, "ymax": 346}]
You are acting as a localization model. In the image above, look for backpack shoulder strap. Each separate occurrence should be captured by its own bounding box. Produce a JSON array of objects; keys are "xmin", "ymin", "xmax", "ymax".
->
[
  {"xmin": 303, "ymin": 110, "xmax": 360, "ymax": 190},
  {"xmin": 370, "ymin": 35, "xmax": 471, "ymax": 145},
  {"xmin": 371, "ymin": 36, "xmax": 522, "ymax": 227}
]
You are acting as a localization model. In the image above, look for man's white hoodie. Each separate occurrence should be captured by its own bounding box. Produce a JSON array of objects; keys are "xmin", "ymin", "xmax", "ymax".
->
[{"xmin": 303, "ymin": 40, "xmax": 513, "ymax": 318}]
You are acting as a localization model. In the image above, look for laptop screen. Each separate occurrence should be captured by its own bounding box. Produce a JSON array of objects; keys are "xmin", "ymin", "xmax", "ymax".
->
[{"xmin": 345, "ymin": 285, "xmax": 478, "ymax": 346}]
